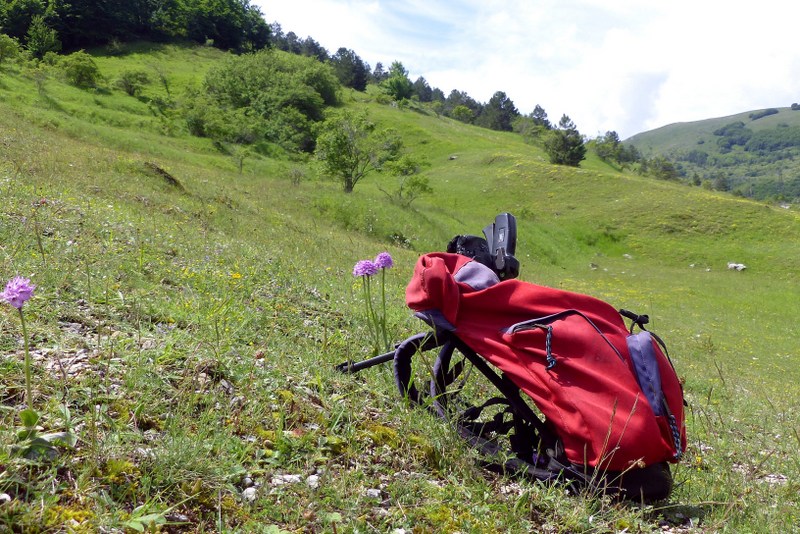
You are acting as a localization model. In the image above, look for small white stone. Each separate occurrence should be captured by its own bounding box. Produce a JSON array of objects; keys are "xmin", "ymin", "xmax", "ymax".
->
[
  {"xmin": 271, "ymin": 474, "xmax": 303, "ymax": 486},
  {"xmin": 306, "ymin": 475, "xmax": 320, "ymax": 489},
  {"xmin": 242, "ymin": 487, "xmax": 257, "ymax": 502}
]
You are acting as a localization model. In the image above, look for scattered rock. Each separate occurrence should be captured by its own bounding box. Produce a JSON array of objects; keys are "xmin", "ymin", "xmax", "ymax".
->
[
  {"xmin": 306, "ymin": 475, "xmax": 320, "ymax": 489},
  {"xmin": 242, "ymin": 487, "xmax": 258, "ymax": 502},
  {"xmin": 271, "ymin": 474, "xmax": 302, "ymax": 486}
]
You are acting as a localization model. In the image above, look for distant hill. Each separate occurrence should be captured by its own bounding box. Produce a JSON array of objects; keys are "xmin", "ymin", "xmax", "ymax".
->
[{"xmin": 626, "ymin": 106, "xmax": 800, "ymax": 201}]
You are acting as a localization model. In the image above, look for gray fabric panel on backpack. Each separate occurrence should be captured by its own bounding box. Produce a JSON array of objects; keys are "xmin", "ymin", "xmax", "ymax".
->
[
  {"xmin": 454, "ymin": 261, "xmax": 500, "ymax": 291},
  {"xmin": 626, "ymin": 331, "xmax": 666, "ymax": 416}
]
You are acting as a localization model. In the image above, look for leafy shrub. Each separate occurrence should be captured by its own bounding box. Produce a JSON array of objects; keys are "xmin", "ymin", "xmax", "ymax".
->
[
  {"xmin": 0, "ymin": 34, "xmax": 21, "ymax": 65},
  {"xmin": 286, "ymin": 167, "xmax": 305, "ymax": 185},
  {"xmin": 749, "ymin": 108, "xmax": 778, "ymax": 121},
  {"xmin": 713, "ymin": 121, "xmax": 751, "ymax": 150},
  {"xmin": 194, "ymin": 49, "xmax": 339, "ymax": 151},
  {"xmin": 115, "ymin": 70, "xmax": 150, "ymax": 96},
  {"xmin": 61, "ymin": 51, "xmax": 100, "ymax": 88}
]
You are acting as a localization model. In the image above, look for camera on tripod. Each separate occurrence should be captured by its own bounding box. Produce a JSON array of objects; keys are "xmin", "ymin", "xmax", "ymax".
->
[{"xmin": 447, "ymin": 212, "xmax": 520, "ymax": 280}]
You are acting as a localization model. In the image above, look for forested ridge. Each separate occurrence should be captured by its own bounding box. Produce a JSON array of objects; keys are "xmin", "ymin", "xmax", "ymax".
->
[
  {"xmin": 629, "ymin": 107, "xmax": 800, "ymax": 202},
  {"xmin": 3, "ymin": 1, "xmax": 799, "ymax": 201}
]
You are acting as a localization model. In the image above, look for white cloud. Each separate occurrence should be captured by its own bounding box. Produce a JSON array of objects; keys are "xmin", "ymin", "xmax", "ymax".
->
[{"xmin": 255, "ymin": 0, "xmax": 800, "ymax": 138}]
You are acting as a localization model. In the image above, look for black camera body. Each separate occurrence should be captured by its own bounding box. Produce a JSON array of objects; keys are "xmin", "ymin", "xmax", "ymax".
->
[{"xmin": 447, "ymin": 213, "xmax": 520, "ymax": 280}]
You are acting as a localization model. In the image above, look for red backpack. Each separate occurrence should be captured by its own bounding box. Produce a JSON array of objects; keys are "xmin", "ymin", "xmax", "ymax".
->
[
  {"xmin": 404, "ymin": 253, "xmax": 685, "ymax": 495},
  {"xmin": 339, "ymin": 215, "xmax": 686, "ymax": 501}
]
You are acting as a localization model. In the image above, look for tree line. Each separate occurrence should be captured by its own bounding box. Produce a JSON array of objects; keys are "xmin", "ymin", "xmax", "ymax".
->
[
  {"xmin": 2, "ymin": 4, "xmax": 666, "ymax": 189},
  {"xmin": 0, "ymin": 0, "xmax": 270, "ymax": 54}
]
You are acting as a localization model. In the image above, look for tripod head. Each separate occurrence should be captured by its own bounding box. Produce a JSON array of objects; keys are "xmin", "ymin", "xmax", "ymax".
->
[{"xmin": 447, "ymin": 212, "xmax": 520, "ymax": 280}]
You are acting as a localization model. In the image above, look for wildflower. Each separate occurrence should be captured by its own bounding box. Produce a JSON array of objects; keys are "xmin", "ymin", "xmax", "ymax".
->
[
  {"xmin": 374, "ymin": 252, "xmax": 393, "ymax": 270},
  {"xmin": 353, "ymin": 260, "xmax": 378, "ymax": 277},
  {"xmin": 353, "ymin": 255, "xmax": 393, "ymax": 355},
  {"xmin": 2, "ymin": 277, "xmax": 35, "ymax": 409},
  {"xmin": 1, "ymin": 276, "xmax": 35, "ymax": 309}
]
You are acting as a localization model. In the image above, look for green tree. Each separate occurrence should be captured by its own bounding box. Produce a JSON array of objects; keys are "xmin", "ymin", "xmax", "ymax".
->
[
  {"xmin": 371, "ymin": 62, "xmax": 388, "ymax": 82},
  {"xmin": 0, "ymin": 34, "xmax": 21, "ymax": 65},
  {"xmin": 530, "ymin": 104, "xmax": 551, "ymax": 129},
  {"xmin": 315, "ymin": 110, "xmax": 403, "ymax": 193},
  {"xmin": 513, "ymin": 104, "xmax": 551, "ymax": 142},
  {"xmin": 182, "ymin": 0, "xmax": 269, "ymax": 51},
  {"xmin": 381, "ymin": 60, "xmax": 413, "ymax": 101},
  {"xmin": 640, "ymin": 156, "xmax": 678, "ymax": 181},
  {"xmin": 330, "ymin": 47, "xmax": 368, "ymax": 91},
  {"xmin": 593, "ymin": 130, "xmax": 622, "ymax": 162},
  {"xmin": 378, "ymin": 154, "xmax": 432, "ymax": 207},
  {"xmin": 712, "ymin": 171, "xmax": 731, "ymax": 191},
  {"xmin": 476, "ymin": 90, "xmax": 518, "ymax": 131},
  {"xmin": 412, "ymin": 76, "xmax": 432, "ymax": 102},
  {"xmin": 299, "ymin": 36, "xmax": 328, "ymax": 61},
  {"xmin": 543, "ymin": 114, "xmax": 586, "ymax": 166},
  {"xmin": 444, "ymin": 89, "xmax": 480, "ymax": 118},
  {"xmin": 0, "ymin": 0, "xmax": 45, "ymax": 41},
  {"xmin": 25, "ymin": 15, "xmax": 60, "ymax": 59},
  {"xmin": 451, "ymin": 105, "xmax": 474, "ymax": 124}
]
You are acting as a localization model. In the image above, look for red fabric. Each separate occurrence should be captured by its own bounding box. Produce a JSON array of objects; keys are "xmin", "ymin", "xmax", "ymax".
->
[{"xmin": 406, "ymin": 253, "xmax": 686, "ymax": 470}]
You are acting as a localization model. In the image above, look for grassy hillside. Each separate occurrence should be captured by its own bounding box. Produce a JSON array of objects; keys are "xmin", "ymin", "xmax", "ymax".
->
[
  {"xmin": 1, "ymin": 43, "xmax": 799, "ymax": 532},
  {"xmin": 627, "ymin": 107, "xmax": 800, "ymax": 153},
  {"xmin": 627, "ymin": 107, "xmax": 800, "ymax": 200}
]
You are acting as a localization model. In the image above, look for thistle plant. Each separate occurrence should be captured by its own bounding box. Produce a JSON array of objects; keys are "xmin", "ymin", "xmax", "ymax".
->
[
  {"xmin": 353, "ymin": 252, "xmax": 394, "ymax": 354},
  {"xmin": 2, "ymin": 276, "xmax": 36, "ymax": 409}
]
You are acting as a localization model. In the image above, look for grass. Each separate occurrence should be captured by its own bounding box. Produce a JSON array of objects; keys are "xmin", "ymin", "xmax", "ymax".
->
[{"xmin": 1, "ymin": 43, "xmax": 799, "ymax": 532}]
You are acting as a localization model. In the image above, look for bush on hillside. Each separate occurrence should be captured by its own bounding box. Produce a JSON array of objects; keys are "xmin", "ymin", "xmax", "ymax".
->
[
  {"xmin": 191, "ymin": 50, "xmax": 339, "ymax": 152},
  {"xmin": 713, "ymin": 121, "xmax": 752, "ymax": 151},
  {"xmin": 0, "ymin": 34, "xmax": 21, "ymax": 65},
  {"xmin": 61, "ymin": 50, "xmax": 100, "ymax": 88},
  {"xmin": 115, "ymin": 69, "xmax": 150, "ymax": 96},
  {"xmin": 749, "ymin": 108, "xmax": 778, "ymax": 121}
]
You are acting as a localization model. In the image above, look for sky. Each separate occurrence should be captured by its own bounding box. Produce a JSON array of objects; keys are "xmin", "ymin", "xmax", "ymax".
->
[{"xmin": 253, "ymin": 0, "xmax": 800, "ymax": 139}]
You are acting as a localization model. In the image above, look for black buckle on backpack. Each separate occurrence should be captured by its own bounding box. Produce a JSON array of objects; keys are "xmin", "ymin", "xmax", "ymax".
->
[{"xmin": 619, "ymin": 309, "xmax": 649, "ymax": 332}]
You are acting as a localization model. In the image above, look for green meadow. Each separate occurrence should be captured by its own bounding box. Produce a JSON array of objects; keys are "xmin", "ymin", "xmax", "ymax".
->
[{"xmin": 0, "ymin": 43, "xmax": 798, "ymax": 532}]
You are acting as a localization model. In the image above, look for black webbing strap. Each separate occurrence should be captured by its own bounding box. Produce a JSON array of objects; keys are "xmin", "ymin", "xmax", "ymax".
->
[{"xmin": 393, "ymin": 331, "xmax": 447, "ymax": 405}]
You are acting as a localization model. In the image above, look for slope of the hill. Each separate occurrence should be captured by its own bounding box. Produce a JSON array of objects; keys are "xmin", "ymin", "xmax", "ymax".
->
[
  {"xmin": 1, "ymin": 43, "xmax": 798, "ymax": 532},
  {"xmin": 627, "ymin": 106, "xmax": 800, "ymax": 200}
]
